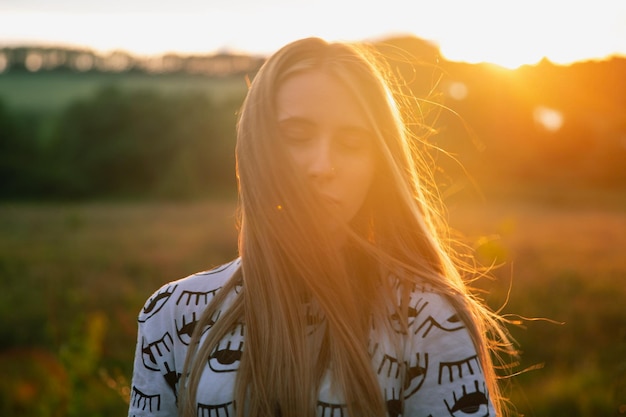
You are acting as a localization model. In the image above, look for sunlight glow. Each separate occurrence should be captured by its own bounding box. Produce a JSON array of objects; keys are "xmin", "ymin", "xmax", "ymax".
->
[
  {"xmin": 534, "ymin": 106, "xmax": 564, "ymax": 132},
  {"xmin": 447, "ymin": 82, "xmax": 468, "ymax": 101},
  {"xmin": 0, "ymin": 1, "xmax": 625, "ymax": 67}
]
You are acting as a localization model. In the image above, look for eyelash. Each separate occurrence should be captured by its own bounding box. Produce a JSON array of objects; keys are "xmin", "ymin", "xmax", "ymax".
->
[
  {"xmin": 279, "ymin": 126, "xmax": 371, "ymax": 152},
  {"xmin": 280, "ymin": 127, "xmax": 312, "ymax": 143},
  {"xmin": 337, "ymin": 134, "xmax": 368, "ymax": 150}
]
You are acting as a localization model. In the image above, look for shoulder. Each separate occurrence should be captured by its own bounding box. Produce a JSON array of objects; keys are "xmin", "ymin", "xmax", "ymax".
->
[
  {"xmin": 402, "ymin": 283, "xmax": 495, "ymax": 416},
  {"xmin": 405, "ymin": 283, "xmax": 467, "ymax": 340},
  {"xmin": 138, "ymin": 258, "xmax": 241, "ymax": 325}
]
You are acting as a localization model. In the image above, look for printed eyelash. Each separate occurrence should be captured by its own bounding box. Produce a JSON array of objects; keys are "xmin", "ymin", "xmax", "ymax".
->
[
  {"xmin": 414, "ymin": 312, "xmax": 465, "ymax": 338},
  {"xmin": 438, "ymin": 355, "xmax": 480, "ymax": 385},
  {"xmin": 317, "ymin": 399, "xmax": 347, "ymax": 417},
  {"xmin": 443, "ymin": 380, "xmax": 489, "ymax": 417},
  {"xmin": 403, "ymin": 352, "xmax": 428, "ymax": 398},
  {"xmin": 377, "ymin": 353, "xmax": 402, "ymax": 378},
  {"xmin": 139, "ymin": 284, "xmax": 178, "ymax": 322},
  {"xmin": 176, "ymin": 288, "xmax": 219, "ymax": 306},
  {"xmin": 176, "ymin": 309, "xmax": 220, "ymax": 345},
  {"xmin": 389, "ymin": 293, "xmax": 429, "ymax": 334},
  {"xmin": 130, "ymin": 386, "xmax": 162, "ymax": 412},
  {"xmin": 208, "ymin": 324, "xmax": 245, "ymax": 372},
  {"xmin": 197, "ymin": 400, "xmax": 236, "ymax": 417},
  {"xmin": 141, "ymin": 331, "xmax": 174, "ymax": 371}
]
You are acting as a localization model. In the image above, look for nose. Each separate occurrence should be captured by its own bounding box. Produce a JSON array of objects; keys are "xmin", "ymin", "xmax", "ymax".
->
[{"xmin": 308, "ymin": 138, "xmax": 336, "ymax": 180}]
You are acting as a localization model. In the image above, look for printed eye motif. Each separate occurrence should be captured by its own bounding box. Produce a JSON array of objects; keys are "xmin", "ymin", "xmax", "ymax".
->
[
  {"xmin": 176, "ymin": 288, "xmax": 219, "ymax": 307},
  {"xmin": 139, "ymin": 284, "xmax": 178, "ymax": 323},
  {"xmin": 438, "ymin": 355, "xmax": 480, "ymax": 385},
  {"xmin": 389, "ymin": 294, "xmax": 428, "ymax": 334},
  {"xmin": 176, "ymin": 311, "xmax": 201, "ymax": 345},
  {"xmin": 444, "ymin": 380, "xmax": 490, "ymax": 417},
  {"xmin": 141, "ymin": 332, "xmax": 174, "ymax": 371},
  {"xmin": 317, "ymin": 399, "xmax": 347, "ymax": 417},
  {"xmin": 162, "ymin": 362, "xmax": 181, "ymax": 397},
  {"xmin": 385, "ymin": 388, "xmax": 402, "ymax": 417},
  {"xmin": 404, "ymin": 352, "xmax": 428, "ymax": 398},
  {"xmin": 377, "ymin": 353, "xmax": 402, "ymax": 379},
  {"xmin": 175, "ymin": 297, "xmax": 221, "ymax": 345},
  {"xmin": 208, "ymin": 324, "xmax": 244, "ymax": 372},
  {"xmin": 414, "ymin": 312, "xmax": 465, "ymax": 338},
  {"xmin": 197, "ymin": 400, "xmax": 236, "ymax": 417},
  {"xmin": 130, "ymin": 386, "xmax": 162, "ymax": 412}
]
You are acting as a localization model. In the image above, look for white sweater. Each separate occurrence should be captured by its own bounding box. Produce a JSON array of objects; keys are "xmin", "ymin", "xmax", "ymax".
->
[{"xmin": 129, "ymin": 259, "xmax": 495, "ymax": 417}]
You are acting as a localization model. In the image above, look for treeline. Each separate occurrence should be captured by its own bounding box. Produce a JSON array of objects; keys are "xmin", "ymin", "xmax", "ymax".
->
[
  {"xmin": 0, "ymin": 87, "xmax": 241, "ymax": 199},
  {"xmin": 0, "ymin": 46, "xmax": 264, "ymax": 76},
  {"xmin": 1, "ymin": 36, "xmax": 625, "ymax": 200}
]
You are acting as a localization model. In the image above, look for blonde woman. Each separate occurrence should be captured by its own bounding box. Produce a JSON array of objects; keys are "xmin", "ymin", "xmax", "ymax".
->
[{"xmin": 129, "ymin": 37, "xmax": 515, "ymax": 417}]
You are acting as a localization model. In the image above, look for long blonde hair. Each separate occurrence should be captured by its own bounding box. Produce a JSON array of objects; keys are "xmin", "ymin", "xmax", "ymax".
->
[{"xmin": 180, "ymin": 37, "xmax": 516, "ymax": 417}]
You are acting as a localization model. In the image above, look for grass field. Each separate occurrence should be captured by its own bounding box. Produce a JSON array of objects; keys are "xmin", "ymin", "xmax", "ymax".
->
[
  {"xmin": 0, "ymin": 190, "xmax": 625, "ymax": 416},
  {"xmin": 0, "ymin": 71, "xmax": 249, "ymax": 113}
]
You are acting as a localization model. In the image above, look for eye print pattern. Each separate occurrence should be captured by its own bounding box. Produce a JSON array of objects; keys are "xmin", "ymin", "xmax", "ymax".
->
[
  {"xmin": 317, "ymin": 400, "xmax": 347, "ymax": 417},
  {"xmin": 403, "ymin": 352, "xmax": 428, "ymax": 397},
  {"xmin": 385, "ymin": 387, "xmax": 402, "ymax": 417},
  {"xmin": 163, "ymin": 361, "xmax": 181, "ymax": 397},
  {"xmin": 175, "ymin": 288, "xmax": 221, "ymax": 345},
  {"xmin": 389, "ymin": 293, "xmax": 428, "ymax": 334},
  {"xmin": 141, "ymin": 331, "xmax": 174, "ymax": 371},
  {"xmin": 444, "ymin": 380, "xmax": 489, "ymax": 417},
  {"xmin": 414, "ymin": 311, "xmax": 464, "ymax": 338},
  {"xmin": 197, "ymin": 401, "xmax": 236, "ymax": 417},
  {"xmin": 438, "ymin": 355, "xmax": 489, "ymax": 417},
  {"xmin": 438, "ymin": 355, "xmax": 480, "ymax": 385},
  {"xmin": 131, "ymin": 261, "xmax": 493, "ymax": 417},
  {"xmin": 208, "ymin": 323, "xmax": 244, "ymax": 372},
  {"xmin": 139, "ymin": 284, "xmax": 178, "ymax": 323},
  {"xmin": 130, "ymin": 386, "xmax": 161, "ymax": 413}
]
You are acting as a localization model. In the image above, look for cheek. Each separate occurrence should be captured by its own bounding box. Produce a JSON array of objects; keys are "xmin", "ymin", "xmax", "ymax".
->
[
  {"xmin": 346, "ymin": 155, "xmax": 376, "ymax": 207},
  {"xmin": 283, "ymin": 146, "xmax": 307, "ymax": 173}
]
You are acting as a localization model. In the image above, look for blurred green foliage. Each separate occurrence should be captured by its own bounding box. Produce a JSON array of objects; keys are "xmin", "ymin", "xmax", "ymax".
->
[
  {"xmin": 0, "ymin": 197, "xmax": 624, "ymax": 416},
  {"xmin": 0, "ymin": 77, "xmax": 244, "ymax": 200},
  {"xmin": 1, "ymin": 40, "xmax": 626, "ymax": 201}
]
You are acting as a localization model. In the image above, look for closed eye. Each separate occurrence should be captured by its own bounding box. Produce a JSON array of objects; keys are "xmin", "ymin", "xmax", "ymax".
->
[
  {"xmin": 279, "ymin": 118, "xmax": 315, "ymax": 143},
  {"xmin": 336, "ymin": 127, "xmax": 373, "ymax": 151}
]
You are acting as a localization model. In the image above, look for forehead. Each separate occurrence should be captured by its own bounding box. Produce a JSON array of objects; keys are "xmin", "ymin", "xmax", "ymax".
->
[{"xmin": 275, "ymin": 70, "xmax": 371, "ymax": 129}]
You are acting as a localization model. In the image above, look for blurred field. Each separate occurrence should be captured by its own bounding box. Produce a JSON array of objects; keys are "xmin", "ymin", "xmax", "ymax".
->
[
  {"xmin": 0, "ymin": 190, "xmax": 624, "ymax": 416},
  {"xmin": 0, "ymin": 71, "xmax": 248, "ymax": 113}
]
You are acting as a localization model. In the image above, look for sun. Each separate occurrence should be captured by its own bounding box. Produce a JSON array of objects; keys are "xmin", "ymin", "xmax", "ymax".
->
[{"xmin": 418, "ymin": 1, "xmax": 626, "ymax": 68}]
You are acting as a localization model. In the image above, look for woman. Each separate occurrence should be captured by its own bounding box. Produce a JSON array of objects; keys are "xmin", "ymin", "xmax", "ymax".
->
[{"xmin": 129, "ymin": 37, "xmax": 515, "ymax": 417}]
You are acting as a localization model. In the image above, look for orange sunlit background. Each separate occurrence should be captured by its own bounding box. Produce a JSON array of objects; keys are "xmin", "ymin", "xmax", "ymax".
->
[{"xmin": 0, "ymin": 1, "xmax": 625, "ymax": 417}]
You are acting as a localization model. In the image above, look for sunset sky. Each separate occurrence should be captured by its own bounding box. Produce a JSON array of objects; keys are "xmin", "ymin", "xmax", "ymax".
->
[{"xmin": 1, "ymin": 0, "xmax": 625, "ymax": 69}]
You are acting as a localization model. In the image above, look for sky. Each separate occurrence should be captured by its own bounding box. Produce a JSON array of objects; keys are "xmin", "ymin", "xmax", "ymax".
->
[{"xmin": 1, "ymin": 0, "xmax": 625, "ymax": 69}]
